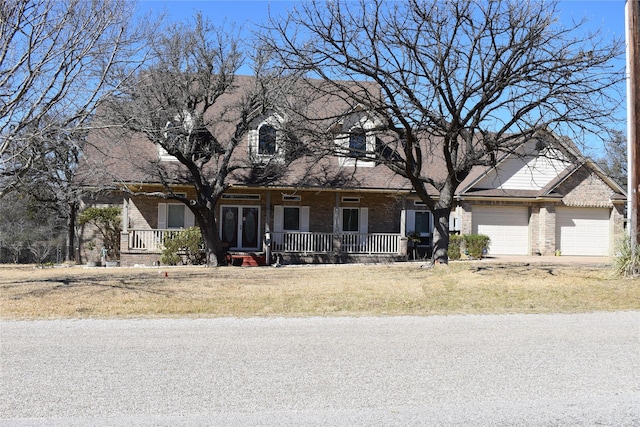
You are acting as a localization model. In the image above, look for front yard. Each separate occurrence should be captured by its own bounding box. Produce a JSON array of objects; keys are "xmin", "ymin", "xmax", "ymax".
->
[{"xmin": 1, "ymin": 261, "xmax": 639, "ymax": 319}]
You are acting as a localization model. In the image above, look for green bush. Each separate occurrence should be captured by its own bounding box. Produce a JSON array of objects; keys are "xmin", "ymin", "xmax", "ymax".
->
[
  {"xmin": 78, "ymin": 206, "xmax": 122, "ymax": 260},
  {"xmin": 161, "ymin": 227, "xmax": 205, "ymax": 265},
  {"xmin": 448, "ymin": 234, "xmax": 463, "ymax": 260},
  {"xmin": 463, "ymin": 234, "xmax": 490, "ymax": 259}
]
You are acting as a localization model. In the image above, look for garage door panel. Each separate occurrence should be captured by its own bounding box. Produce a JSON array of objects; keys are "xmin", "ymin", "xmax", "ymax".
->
[
  {"xmin": 556, "ymin": 208, "xmax": 610, "ymax": 256},
  {"xmin": 472, "ymin": 206, "xmax": 529, "ymax": 255}
]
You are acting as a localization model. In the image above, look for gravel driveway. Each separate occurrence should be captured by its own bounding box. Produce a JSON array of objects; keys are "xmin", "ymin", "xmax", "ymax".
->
[{"xmin": 1, "ymin": 312, "xmax": 638, "ymax": 426}]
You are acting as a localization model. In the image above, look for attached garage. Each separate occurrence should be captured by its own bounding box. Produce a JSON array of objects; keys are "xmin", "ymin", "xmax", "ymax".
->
[
  {"xmin": 472, "ymin": 206, "xmax": 529, "ymax": 255},
  {"xmin": 556, "ymin": 207, "xmax": 610, "ymax": 256}
]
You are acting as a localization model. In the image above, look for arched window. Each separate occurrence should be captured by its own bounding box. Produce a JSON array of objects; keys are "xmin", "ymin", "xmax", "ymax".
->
[
  {"xmin": 258, "ymin": 124, "xmax": 277, "ymax": 155},
  {"xmin": 349, "ymin": 128, "xmax": 366, "ymax": 158}
]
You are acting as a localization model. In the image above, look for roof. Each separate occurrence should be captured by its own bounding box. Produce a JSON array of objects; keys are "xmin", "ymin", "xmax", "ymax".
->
[{"xmin": 79, "ymin": 75, "xmax": 625, "ymax": 204}]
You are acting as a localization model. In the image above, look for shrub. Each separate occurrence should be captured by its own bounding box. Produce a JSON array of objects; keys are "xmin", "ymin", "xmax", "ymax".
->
[
  {"xmin": 161, "ymin": 227, "xmax": 205, "ymax": 265},
  {"xmin": 448, "ymin": 234, "xmax": 463, "ymax": 260},
  {"xmin": 78, "ymin": 206, "xmax": 122, "ymax": 260},
  {"xmin": 612, "ymin": 235, "xmax": 640, "ymax": 277},
  {"xmin": 463, "ymin": 234, "xmax": 490, "ymax": 259}
]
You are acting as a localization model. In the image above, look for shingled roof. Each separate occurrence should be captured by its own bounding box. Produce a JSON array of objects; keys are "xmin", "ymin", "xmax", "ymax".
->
[{"xmin": 79, "ymin": 75, "xmax": 624, "ymax": 204}]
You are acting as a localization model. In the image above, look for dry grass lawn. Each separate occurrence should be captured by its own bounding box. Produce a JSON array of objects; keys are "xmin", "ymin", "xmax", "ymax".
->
[{"xmin": 1, "ymin": 262, "xmax": 639, "ymax": 319}]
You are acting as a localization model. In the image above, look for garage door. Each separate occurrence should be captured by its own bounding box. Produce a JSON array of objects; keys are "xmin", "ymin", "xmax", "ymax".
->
[
  {"xmin": 556, "ymin": 207, "xmax": 610, "ymax": 256},
  {"xmin": 472, "ymin": 206, "xmax": 529, "ymax": 255}
]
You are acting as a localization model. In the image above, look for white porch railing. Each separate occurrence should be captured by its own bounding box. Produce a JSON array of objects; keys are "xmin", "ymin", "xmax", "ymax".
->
[
  {"xmin": 126, "ymin": 229, "xmax": 401, "ymax": 255},
  {"xmin": 272, "ymin": 232, "xmax": 400, "ymax": 254},
  {"xmin": 272, "ymin": 232, "xmax": 334, "ymax": 253},
  {"xmin": 127, "ymin": 229, "xmax": 180, "ymax": 252}
]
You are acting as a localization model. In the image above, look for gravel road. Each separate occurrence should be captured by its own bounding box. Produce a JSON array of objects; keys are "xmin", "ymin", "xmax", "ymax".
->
[{"xmin": 1, "ymin": 312, "xmax": 639, "ymax": 426}]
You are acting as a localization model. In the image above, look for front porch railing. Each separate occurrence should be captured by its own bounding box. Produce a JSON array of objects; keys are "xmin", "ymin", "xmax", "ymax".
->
[
  {"xmin": 127, "ymin": 229, "xmax": 180, "ymax": 252},
  {"xmin": 125, "ymin": 229, "xmax": 402, "ymax": 255},
  {"xmin": 272, "ymin": 232, "xmax": 400, "ymax": 254}
]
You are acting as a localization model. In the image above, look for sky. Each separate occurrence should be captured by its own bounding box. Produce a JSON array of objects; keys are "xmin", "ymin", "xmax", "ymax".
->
[{"xmin": 136, "ymin": 0, "xmax": 631, "ymax": 156}]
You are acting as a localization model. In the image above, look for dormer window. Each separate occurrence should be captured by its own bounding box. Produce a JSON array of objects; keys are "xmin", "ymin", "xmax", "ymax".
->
[
  {"xmin": 249, "ymin": 114, "xmax": 286, "ymax": 160},
  {"xmin": 349, "ymin": 128, "xmax": 366, "ymax": 158},
  {"xmin": 258, "ymin": 123, "xmax": 277, "ymax": 155},
  {"xmin": 333, "ymin": 108, "xmax": 381, "ymax": 168}
]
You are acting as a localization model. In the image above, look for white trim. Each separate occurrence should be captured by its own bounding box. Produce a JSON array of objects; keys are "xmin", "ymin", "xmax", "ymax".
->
[
  {"xmin": 334, "ymin": 110, "xmax": 380, "ymax": 167},
  {"xmin": 248, "ymin": 113, "xmax": 287, "ymax": 161}
]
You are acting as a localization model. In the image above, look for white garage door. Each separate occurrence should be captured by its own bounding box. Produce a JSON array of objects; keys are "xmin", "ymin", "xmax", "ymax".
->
[
  {"xmin": 472, "ymin": 206, "xmax": 529, "ymax": 255},
  {"xmin": 556, "ymin": 207, "xmax": 610, "ymax": 256}
]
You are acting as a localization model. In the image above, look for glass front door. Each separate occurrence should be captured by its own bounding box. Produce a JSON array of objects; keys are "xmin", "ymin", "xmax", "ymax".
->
[{"xmin": 221, "ymin": 206, "xmax": 260, "ymax": 250}]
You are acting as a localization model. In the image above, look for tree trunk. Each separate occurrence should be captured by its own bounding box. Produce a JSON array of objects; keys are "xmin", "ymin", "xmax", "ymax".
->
[
  {"xmin": 66, "ymin": 201, "xmax": 78, "ymax": 262},
  {"xmin": 431, "ymin": 206, "xmax": 452, "ymax": 264},
  {"xmin": 194, "ymin": 206, "xmax": 222, "ymax": 267}
]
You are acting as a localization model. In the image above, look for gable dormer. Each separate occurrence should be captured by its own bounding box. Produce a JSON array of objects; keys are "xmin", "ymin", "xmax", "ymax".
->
[
  {"xmin": 332, "ymin": 106, "xmax": 383, "ymax": 168},
  {"xmin": 248, "ymin": 113, "xmax": 287, "ymax": 161}
]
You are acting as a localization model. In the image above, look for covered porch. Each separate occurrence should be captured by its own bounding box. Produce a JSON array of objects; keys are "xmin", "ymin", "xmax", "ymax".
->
[{"xmin": 120, "ymin": 229, "xmax": 407, "ymax": 266}]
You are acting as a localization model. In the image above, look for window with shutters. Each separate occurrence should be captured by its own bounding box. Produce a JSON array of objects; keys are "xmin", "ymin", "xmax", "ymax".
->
[
  {"xmin": 273, "ymin": 206, "xmax": 310, "ymax": 233},
  {"xmin": 157, "ymin": 198, "xmax": 194, "ymax": 230}
]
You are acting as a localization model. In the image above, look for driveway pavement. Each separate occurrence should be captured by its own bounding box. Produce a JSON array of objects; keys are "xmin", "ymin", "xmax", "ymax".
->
[
  {"xmin": 1, "ymin": 313, "xmax": 638, "ymax": 426},
  {"xmin": 479, "ymin": 255, "xmax": 613, "ymax": 267}
]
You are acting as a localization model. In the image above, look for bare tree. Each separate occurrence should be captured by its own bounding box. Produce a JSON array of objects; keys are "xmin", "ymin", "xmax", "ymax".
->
[
  {"xmin": 598, "ymin": 130, "xmax": 627, "ymax": 191},
  {"xmin": 264, "ymin": 0, "xmax": 625, "ymax": 263},
  {"xmin": 25, "ymin": 125, "xmax": 88, "ymax": 262},
  {"xmin": 0, "ymin": 0, "xmax": 151, "ymax": 196},
  {"xmin": 100, "ymin": 14, "xmax": 300, "ymax": 266}
]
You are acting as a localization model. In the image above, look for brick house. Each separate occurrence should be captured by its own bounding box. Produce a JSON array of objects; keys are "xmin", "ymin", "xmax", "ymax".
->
[{"xmin": 79, "ymin": 78, "xmax": 626, "ymax": 266}]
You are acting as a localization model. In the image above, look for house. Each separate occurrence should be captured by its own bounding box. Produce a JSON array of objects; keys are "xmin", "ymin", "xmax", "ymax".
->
[
  {"xmin": 79, "ymin": 77, "xmax": 626, "ymax": 266},
  {"xmin": 456, "ymin": 137, "xmax": 626, "ymax": 257}
]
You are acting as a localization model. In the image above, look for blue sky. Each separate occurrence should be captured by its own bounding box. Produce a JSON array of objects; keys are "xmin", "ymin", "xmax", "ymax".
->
[
  {"xmin": 136, "ymin": 0, "xmax": 629, "ymax": 155},
  {"xmin": 137, "ymin": 0, "xmax": 627, "ymax": 38}
]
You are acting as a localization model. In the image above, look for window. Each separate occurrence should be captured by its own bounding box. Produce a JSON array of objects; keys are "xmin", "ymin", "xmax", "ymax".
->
[
  {"xmin": 349, "ymin": 129, "xmax": 366, "ymax": 158},
  {"xmin": 250, "ymin": 114, "xmax": 286, "ymax": 159},
  {"xmin": 258, "ymin": 124, "xmax": 277, "ymax": 155},
  {"xmin": 274, "ymin": 206, "xmax": 310, "ymax": 233},
  {"xmin": 341, "ymin": 196, "xmax": 361, "ymax": 203},
  {"xmin": 157, "ymin": 201, "xmax": 194, "ymax": 229},
  {"xmin": 342, "ymin": 208, "xmax": 359, "ymax": 232},
  {"xmin": 221, "ymin": 194, "xmax": 261, "ymax": 200},
  {"xmin": 283, "ymin": 207, "xmax": 301, "ymax": 231},
  {"xmin": 167, "ymin": 204, "xmax": 185, "ymax": 228}
]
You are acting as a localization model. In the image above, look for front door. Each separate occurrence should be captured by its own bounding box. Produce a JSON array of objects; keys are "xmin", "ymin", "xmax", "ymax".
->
[{"xmin": 220, "ymin": 206, "xmax": 260, "ymax": 250}]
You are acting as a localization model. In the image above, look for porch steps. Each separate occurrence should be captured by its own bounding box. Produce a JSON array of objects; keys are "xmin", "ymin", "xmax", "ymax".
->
[{"xmin": 229, "ymin": 253, "xmax": 267, "ymax": 267}]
